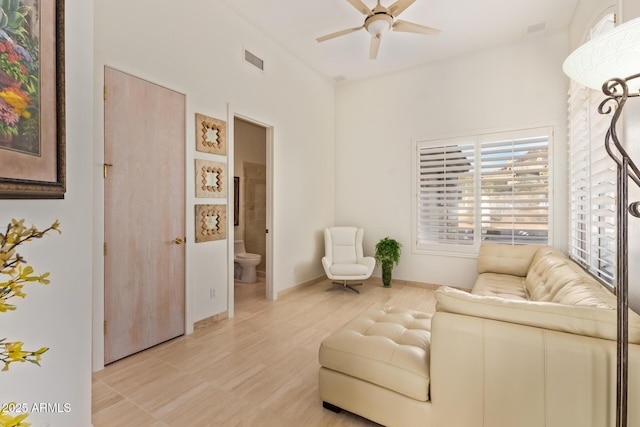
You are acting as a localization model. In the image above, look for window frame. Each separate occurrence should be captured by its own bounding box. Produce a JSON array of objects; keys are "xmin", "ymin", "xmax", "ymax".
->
[{"xmin": 412, "ymin": 126, "xmax": 554, "ymax": 257}]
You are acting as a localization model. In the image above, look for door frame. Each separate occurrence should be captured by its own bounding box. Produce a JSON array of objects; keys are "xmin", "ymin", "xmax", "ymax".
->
[{"xmin": 227, "ymin": 105, "xmax": 275, "ymax": 318}]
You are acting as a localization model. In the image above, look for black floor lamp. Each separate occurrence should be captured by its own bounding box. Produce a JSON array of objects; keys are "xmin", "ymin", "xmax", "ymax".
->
[{"xmin": 563, "ymin": 17, "xmax": 640, "ymax": 427}]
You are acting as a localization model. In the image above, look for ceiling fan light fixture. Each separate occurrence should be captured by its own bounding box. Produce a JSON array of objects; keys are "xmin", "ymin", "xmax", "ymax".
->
[{"xmin": 365, "ymin": 14, "xmax": 393, "ymax": 36}]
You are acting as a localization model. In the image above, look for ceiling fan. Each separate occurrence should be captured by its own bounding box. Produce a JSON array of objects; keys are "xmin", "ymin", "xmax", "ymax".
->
[{"xmin": 316, "ymin": 0, "xmax": 440, "ymax": 60}]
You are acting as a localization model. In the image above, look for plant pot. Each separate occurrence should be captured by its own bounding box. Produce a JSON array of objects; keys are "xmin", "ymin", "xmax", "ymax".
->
[{"xmin": 382, "ymin": 264, "xmax": 392, "ymax": 287}]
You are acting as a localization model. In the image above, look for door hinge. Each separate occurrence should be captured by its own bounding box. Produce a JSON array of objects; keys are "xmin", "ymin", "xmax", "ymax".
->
[
  {"xmin": 103, "ymin": 163, "xmax": 113, "ymax": 178},
  {"xmin": 104, "ymin": 85, "xmax": 107, "ymax": 100},
  {"xmin": 104, "ymin": 242, "xmax": 107, "ymax": 256},
  {"xmin": 104, "ymin": 320, "xmax": 107, "ymax": 335}
]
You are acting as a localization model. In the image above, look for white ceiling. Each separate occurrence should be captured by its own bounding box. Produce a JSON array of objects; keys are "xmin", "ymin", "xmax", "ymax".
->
[{"xmin": 221, "ymin": 0, "xmax": 579, "ymax": 82}]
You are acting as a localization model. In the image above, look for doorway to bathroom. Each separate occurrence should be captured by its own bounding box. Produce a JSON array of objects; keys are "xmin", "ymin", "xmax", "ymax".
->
[{"xmin": 231, "ymin": 115, "xmax": 273, "ymax": 314}]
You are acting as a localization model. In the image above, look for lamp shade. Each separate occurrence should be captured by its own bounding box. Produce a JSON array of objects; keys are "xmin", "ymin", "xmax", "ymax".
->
[
  {"xmin": 563, "ymin": 17, "xmax": 640, "ymax": 91},
  {"xmin": 365, "ymin": 14, "xmax": 392, "ymax": 36}
]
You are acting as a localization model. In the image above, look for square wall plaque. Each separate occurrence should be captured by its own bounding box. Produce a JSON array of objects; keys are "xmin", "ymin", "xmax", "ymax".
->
[
  {"xmin": 195, "ymin": 113, "xmax": 227, "ymax": 156},
  {"xmin": 195, "ymin": 204, "xmax": 227, "ymax": 243},
  {"xmin": 195, "ymin": 159, "xmax": 227, "ymax": 198}
]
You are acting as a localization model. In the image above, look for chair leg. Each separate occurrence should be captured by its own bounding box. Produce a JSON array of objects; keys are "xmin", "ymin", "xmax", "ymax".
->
[{"xmin": 331, "ymin": 281, "xmax": 362, "ymax": 294}]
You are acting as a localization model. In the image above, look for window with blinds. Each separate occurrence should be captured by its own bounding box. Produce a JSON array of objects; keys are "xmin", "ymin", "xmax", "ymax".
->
[
  {"xmin": 415, "ymin": 127, "xmax": 551, "ymax": 253},
  {"xmin": 480, "ymin": 131, "xmax": 549, "ymax": 244},
  {"xmin": 416, "ymin": 141, "xmax": 476, "ymax": 246},
  {"xmin": 567, "ymin": 13, "xmax": 616, "ymax": 285}
]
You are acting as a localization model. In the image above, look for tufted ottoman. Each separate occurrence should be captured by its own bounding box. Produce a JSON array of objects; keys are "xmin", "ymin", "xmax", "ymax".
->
[{"xmin": 319, "ymin": 304, "xmax": 433, "ymax": 427}]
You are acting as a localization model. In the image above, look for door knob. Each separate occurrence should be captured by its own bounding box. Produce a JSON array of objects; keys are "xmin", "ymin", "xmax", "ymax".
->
[{"xmin": 174, "ymin": 237, "xmax": 185, "ymax": 245}]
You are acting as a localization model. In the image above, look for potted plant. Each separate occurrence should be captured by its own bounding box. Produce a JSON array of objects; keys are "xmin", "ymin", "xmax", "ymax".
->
[{"xmin": 374, "ymin": 237, "xmax": 401, "ymax": 287}]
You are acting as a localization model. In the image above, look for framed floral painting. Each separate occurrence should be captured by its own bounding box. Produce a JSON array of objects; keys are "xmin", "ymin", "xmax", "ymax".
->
[{"xmin": 0, "ymin": 0, "xmax": 65, "ymax": 199}]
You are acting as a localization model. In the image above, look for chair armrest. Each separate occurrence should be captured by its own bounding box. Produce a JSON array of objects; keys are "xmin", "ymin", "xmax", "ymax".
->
[
  {"xmin": 321, "ymin": 256, "xmax": 332, "ymax": 275},
  {"xmin": 359, "ymin": 256, "xmax": 375, "ymax": 275}
]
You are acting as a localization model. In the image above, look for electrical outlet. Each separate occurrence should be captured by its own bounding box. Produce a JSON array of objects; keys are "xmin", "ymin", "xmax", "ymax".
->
[{"xmin": 210, "ymin": 288, "xmax": 216, "ymax": 299}]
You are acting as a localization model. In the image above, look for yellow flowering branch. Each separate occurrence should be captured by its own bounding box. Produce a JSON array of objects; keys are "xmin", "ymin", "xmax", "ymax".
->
[
  {"xmin": 0, "ymin": 405, "xmax": 30, "ymax": 427},
  {"xmin": 0, "ymin": 219, "xmax": 60, "ymax": 425},
  {"xmin": 1, "ymin": 218, "xmax": 59, "ymax": 363},
  {"xmin": 0, "ymin": 340, "xmax": 48, "ymax": 372},
  {"xmin": 0, "ymin": 219, "xmax": 60, "ymax": 312}
]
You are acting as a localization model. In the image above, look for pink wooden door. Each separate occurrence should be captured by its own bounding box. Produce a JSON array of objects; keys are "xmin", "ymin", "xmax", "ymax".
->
[{"xmin": 104, "ymin": 67, "xmax": 185, "ymax": 364}]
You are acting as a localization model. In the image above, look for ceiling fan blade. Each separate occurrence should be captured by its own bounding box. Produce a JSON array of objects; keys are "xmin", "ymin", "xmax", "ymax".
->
[
  {"xmin": 388, "ymin": 0, "xmax": 416, "ymax": 17},
  {"xmin": 369, "ymin": 34, "xmax": 381, "ymax": 60},
  {"xmin": 316, "ymin": 25, "xmax": 364, "ymax": 42},
  {"xmin": 347, "ymin": 0, "xmax": 373, "ymax": 16},
  {"xmin": 393, "ymin": 19, "xmax": 441, "ymax": 35}
]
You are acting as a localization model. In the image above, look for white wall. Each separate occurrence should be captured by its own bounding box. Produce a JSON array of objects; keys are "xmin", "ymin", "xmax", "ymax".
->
[
  {"xmin": 569, "ymin": 0, "xmax": 617, "ymax": 49},
  {"xmin": 92, "ymin": 0, "xmax": 335, "ymax": 369},
  {"xmin": 335, "ymin": 31, "xmax": 570, "ymax": 289},
  {"xmin": 0, "ymin": 1, "xmax": 94, "ymax": 425},
  {"xmin": 622, "ymin": 0, "xmax": 640, "ymax": 22}
]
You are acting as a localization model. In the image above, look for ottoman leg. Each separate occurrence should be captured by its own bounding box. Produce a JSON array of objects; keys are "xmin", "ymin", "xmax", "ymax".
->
[{"xmin": 322, "ymin": 401, "xmax": 342, "ymax": 413}]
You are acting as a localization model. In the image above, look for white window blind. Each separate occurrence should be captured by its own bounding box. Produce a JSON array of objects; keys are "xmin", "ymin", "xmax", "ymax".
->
[
  {"xmin": 417, "ymin": 142, "xmax": 475, "ymax": 246},
  {"xmin": 415, "ymin": 127, "xmax": 551, "ymax": 252},
  {"xmin": 567, "ymin": 13, "xmax": 616, "ymax": 285},
  {"xmin": 480, "ymin": 132, "xmax": 549, "ymax": 244}
]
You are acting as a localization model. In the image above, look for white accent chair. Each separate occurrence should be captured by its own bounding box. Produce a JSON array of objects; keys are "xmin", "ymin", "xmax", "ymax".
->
[{"xmin": 321, "ymin": 227, "xmax": 375, "ymax": 293}]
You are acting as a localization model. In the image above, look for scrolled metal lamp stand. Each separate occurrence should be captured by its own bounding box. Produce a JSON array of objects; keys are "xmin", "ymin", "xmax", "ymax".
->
[{"xmin": 598, "ymin": 73, "xmax": 640, "ymax": 427}]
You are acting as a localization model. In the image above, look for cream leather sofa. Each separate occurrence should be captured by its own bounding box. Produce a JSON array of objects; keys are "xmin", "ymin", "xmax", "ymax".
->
[{"xmin": 318, "ymin": 243, "xmax": 640, "ymax": 427}]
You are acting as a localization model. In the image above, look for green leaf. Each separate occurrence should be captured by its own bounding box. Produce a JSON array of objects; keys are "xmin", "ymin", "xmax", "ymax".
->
[
  {"xmin": 0, "ymin": 9, "xmax": 8, "ymax": 29},
  {"xmin": 6, "ymin": 12, "xmax": 20, "ymax": 30}
]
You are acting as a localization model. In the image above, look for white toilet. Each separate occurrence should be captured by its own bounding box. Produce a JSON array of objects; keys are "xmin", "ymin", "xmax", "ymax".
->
[{"xmin": 234, "ymin": 240, "xmax": 262, "ymax": 283}]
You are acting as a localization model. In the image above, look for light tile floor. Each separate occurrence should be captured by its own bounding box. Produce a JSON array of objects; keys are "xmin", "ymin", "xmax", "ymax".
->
[{"xmin": 92, "ymin": 277, "xmax": 438, "ymax": 426}]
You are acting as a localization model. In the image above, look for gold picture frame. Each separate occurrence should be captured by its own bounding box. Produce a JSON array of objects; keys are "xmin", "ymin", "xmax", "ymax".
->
[
  {"xmin": 195, "ymin": 159, "xmax": 227, "ymax": 198},
  {"xmin": 0, "ymin": 0, "xmax": 66, "ymax": 199},
  {"xmin": 195, "ymin": 204, "xmax": 227, "ymax": 243},
  {"xmin": 195, "ymin": 113, "xmax": 226, "ymax": 156}
]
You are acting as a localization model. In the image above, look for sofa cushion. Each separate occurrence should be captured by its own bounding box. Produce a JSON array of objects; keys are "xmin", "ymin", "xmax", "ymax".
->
[
  {"xmin": 477, "ymin": 243, "xmax": 541, "ymax": 277},
  {"xmin": 472, "ymin": 273, "xmax": 527, "ymax": 300},
  {"xmin": 436, "ymin": 286, "xmax": 640, "ymax": 344},
  {"xmin": 319, "ymin": 304, "xmax": 432, "ymax": 402},
  {"xmin": 524, "ymin": 247, "xmax": 571, "ymax": 301},
  {"xmin": 552, "ymin": 260, "xmax": 616, "ymax": 308},
  {"xmin": 524, "ymin": 248, "xmax": 616, "ymax": 308}
]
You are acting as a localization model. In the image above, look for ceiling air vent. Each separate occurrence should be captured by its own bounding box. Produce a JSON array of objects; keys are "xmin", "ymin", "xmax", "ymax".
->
[
  {"xmin": 526, "ymin": 22, "xmax": 547, "ymax": 35},
  {"xmin": 244, "ymin": 49, "xmax": 264, "ymax": 71}
]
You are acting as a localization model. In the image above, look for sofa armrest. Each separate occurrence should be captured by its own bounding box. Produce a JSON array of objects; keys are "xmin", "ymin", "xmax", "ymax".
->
[
  {"xmin": 430, "ymin": 309, "xmax": 640, "ymax": 427},
  {"xmin": 476, "ymin": 243, "xmax": 541, "ymax": 276},
  {"xmin": 436, "ymin": 286, "xmax": 640, "ymax": 343}
]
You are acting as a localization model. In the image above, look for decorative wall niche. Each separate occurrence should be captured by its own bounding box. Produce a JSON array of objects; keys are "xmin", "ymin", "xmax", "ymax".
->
[
  {"xmin": 195, "ymin": 159, "xmax": 227, "ymax": 198},
  {"xmin": 195, "ymin": 113, "xmax": 227, "ymax": 155},
  {"xmin": 195, "ymin": 204, "xmax": 227, "ymax": 243}
]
